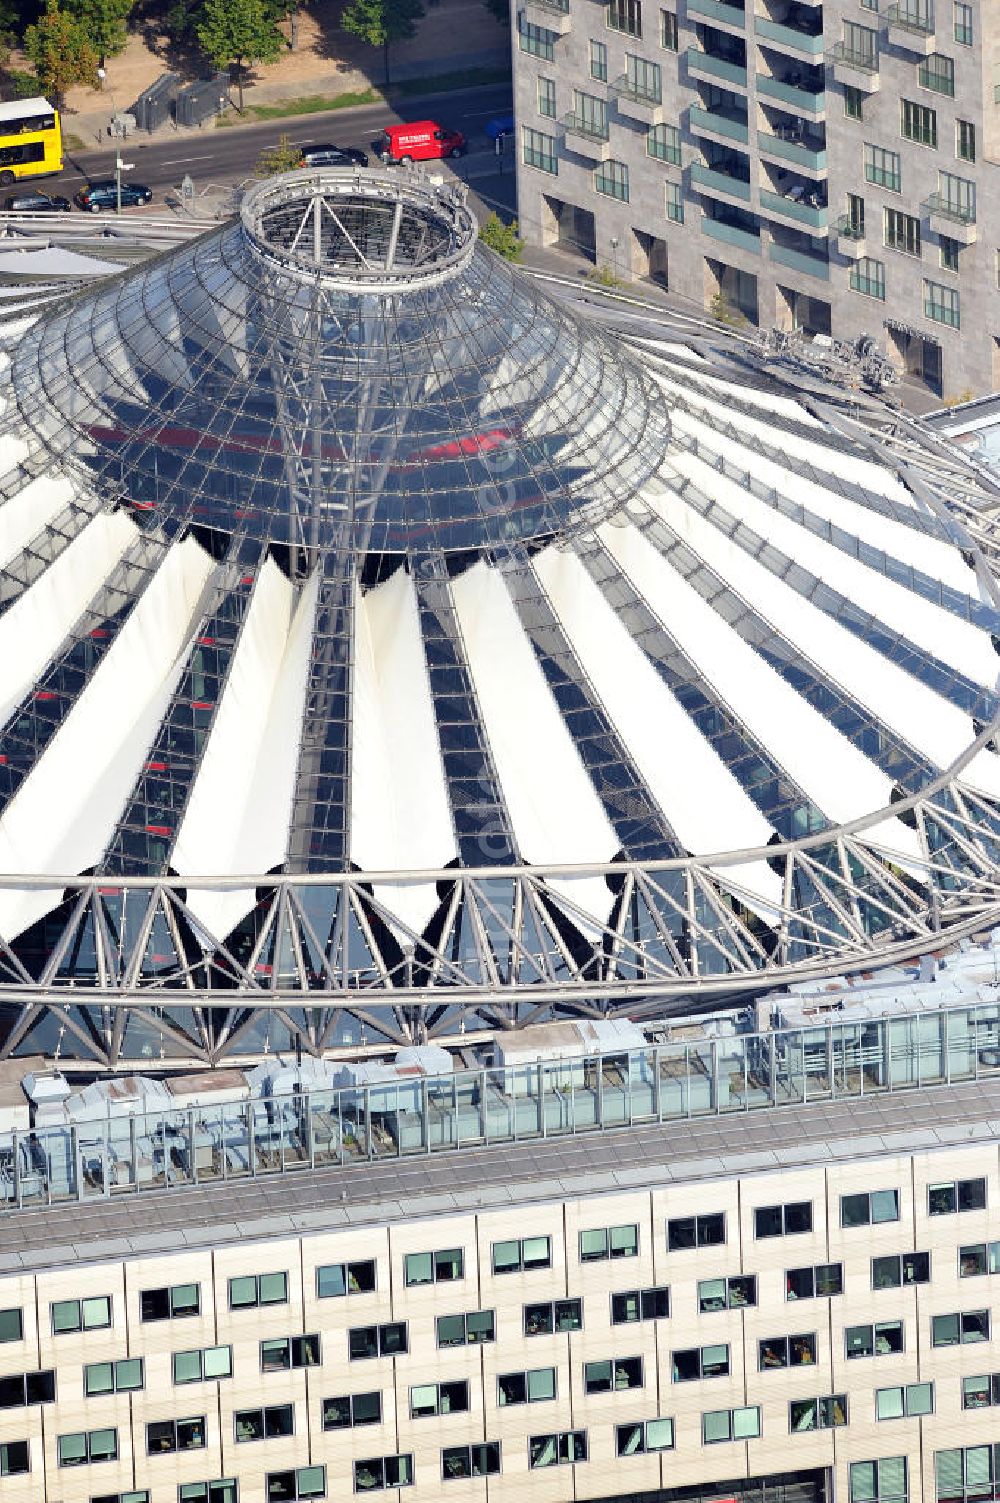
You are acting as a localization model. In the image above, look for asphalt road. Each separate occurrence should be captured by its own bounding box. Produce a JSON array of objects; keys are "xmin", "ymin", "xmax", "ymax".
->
[{"xmin": 48, "ymin": 82, "xmax": 516, "ymax": 209}]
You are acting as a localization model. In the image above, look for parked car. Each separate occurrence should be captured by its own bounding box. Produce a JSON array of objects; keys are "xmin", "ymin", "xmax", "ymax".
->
[
  {"xmin": 1, "ymin": 191, "xmax": 71, "ymax": 212},
  {"xmin": 374, "ymin": 121, "xmax": 466, "ymax": 164},
  {"xmin": 73, "ymin": 180, "xmax": 153, "ymax": 212},
  {"xmin": 300, "ymin": 143, "xmax": 369, "ymax": 168},
  {"xmin": 485, "ymin": 113, "xmax": 514, "ymax": 143}
]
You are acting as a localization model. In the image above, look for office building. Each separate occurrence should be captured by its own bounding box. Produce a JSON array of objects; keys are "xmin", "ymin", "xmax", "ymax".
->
[{"xmin": 511, "ymin": 0, "xmax": 1000, "ymax": 395}]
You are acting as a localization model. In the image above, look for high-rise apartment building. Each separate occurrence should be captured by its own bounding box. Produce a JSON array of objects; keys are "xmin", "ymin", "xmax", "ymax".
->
[{"xmin": 512, "ymin": 0, "xmax": 1000, "ymax": 395}]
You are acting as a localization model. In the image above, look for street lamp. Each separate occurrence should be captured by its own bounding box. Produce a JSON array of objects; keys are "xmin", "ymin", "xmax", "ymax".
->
[
  {"xmin": 610, "ymin": 235, "xmax": 620, "ymax": 281},
  {"xmin": 115, "ymin": 153, "xmax": 134, "ymax": 214}
]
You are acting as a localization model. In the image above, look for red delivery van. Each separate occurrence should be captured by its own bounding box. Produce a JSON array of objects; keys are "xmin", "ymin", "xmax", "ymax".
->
[{"xmin": 375, "ymin": 120, "xmax": 466, "ymax": 164}]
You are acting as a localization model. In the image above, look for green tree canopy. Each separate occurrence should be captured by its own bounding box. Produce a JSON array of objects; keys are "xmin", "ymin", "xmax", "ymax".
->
[
  {"xmin": 196, "ymin": 0, "xmax": 283, "ymax": 109},
  {"xmin": 65, "ymin": 0, "xmax": 133, "ymax": 64},
  {"xmin": 478, "ymin": 211, "xmax": 524, "ymax": 261},
  {"xmin": 24, "ymin": 0, "xmax": 99, "ymax": 106},
  {"xmin": 340, "ymin": 0, "xmax": 424, "ymax": 84},
  {"xmin": 255, "ymin": 130, "xmax": 301, "ymax": 175}
]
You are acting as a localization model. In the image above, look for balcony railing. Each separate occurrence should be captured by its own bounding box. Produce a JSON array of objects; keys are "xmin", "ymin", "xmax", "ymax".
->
[
  {"xmin": 690, "ymin": 104, "xmax": 750, "ymax": 143},
  {"xmin": 686, "ymin": 46, "xmax": 749, "ymax": 88},
  {"xmin": 755, "ymin": 16, "xmax": 824, "ymax": 54},
  {"xmin": 757, "ymin": 132, "xmax": 826, "ymax": 171},
  {"xmin": 769, "ymin": 241, "xmax": 830, "ymax": 279},
  {"xmin": 526, "ymin": 0, "xmax": 570, "ymax": 12},
  {"xmin": 829, "ymin": 41, "xmax": 879, "ymax": 70},
  {"xmin": 701, "ymin": 217, "xmax": 762, "ymax": 254},
  {"xmin": 760, "ymin": 187, "xmax": 828, "ymax": 230},
  {"xmin": 924, "ymin": 192, "xmax": 975, "ymax": 224},
  {"xmin": 687, "ymin": 0, "xmax": 746, "ymax": 24},
  {"xmin": 755, "ymin": 73, "xmax": 824, "ymax": 109},
  {"xmin": 612, "ymin": 72, "xmax": 663, "ymax": 105},
  {"xmin": 836, "ymin": 212, "xmax": 865, "ymax": 239},
  {"xmin": 560, "ymin": 110, "xmax": 610, "ymax": 143},
  {"xmin": 690, "ymin": 161, "xmax": 753, "ymax": 200},
  {"xmin": 886, "ymin": 3, "xmax": 934, "ymax": 31}
]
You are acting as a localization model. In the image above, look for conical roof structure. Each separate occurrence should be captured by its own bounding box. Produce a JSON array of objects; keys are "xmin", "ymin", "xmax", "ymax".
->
[{"xmin": 0, "ymin": 166, "xmax": 999, "ymax": 1066}]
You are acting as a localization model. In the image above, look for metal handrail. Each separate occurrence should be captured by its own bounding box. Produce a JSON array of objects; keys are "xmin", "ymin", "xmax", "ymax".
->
[
  {"xmin": 829, "ymin": 40, "xmax": 879, "ymax": 69},
  {"xmin": 924, "ymin": 192, "xmax": 975, "ymax": 224}
]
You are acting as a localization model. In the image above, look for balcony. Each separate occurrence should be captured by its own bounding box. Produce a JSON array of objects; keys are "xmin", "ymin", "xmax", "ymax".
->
[
  {"xmin": 755, "ymin": 73, "xmax": 825, "ymax": 116},
  {"xmin": 690, "ymin": 161, "xmax": 753, "ymax": 207},
  {"xmin": 886, "ymin": 3, "xmax": 936, "ymax": 52},
  {"xmin": 689, "ymin": 104, "xmax": 750, "ymax": 145},
  {"xmin": 835, "ymin": 213, "xmax": 867, "ymax": 259},
  {"xmin": 759, "ymin": 186, "xmax": 827, "ymax": 233},
  {"xmin": 686, "ymin": 46, "xmax": 749, "ymax": 90},
  {"xmin": 924, "ymin": 193, "xmax": 977, "ymax": 243},
  {"xmin": 687, "ymin": 0, "xmax": 746, "ymax": 26},
  {"xmin": 701, "ymin": 217, "xmax": 762, "ymax": 255},
  {"xmin": 757, "ymin": 131, "xmax": 826, "ymax": 177},
  {"xmin": 611, "ymin": 74, "xmax": 664, "ymax": 124},
  {"xmin": 829, "ymin": 42, "xmax": 880, "ymax": 89},
  {"xmin": 560, "ymin": 111, "xmax": 612, "ymax": 160},
  {"xmin": 769, "ymin": 242, "xmax": 830, "ymax": 280},
  {"xmin": 755, "ymin": 17, "xmax": 824, "ymax": 59},
  {"xmin": 523, "ymin": 0, "xmax": 571, "ymax": 32}
]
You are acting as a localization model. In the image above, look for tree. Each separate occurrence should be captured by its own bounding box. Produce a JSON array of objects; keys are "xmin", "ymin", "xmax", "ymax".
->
[
  {"xmin": 256, "ymin": 130, "xmax": 301, "ymax": 175},
  {"xmin": 23, "ymin": 0, "xmax": 99, "ymax": 107},
  {"xmin": 479, "ymin": 211, "xmax": 523, "ymax": 261},
  {"xmin": 340, "ymin": 0, "xmax": 424, "ymax": 85},
  {"xmin": 196, "ymin": 0, "xmax": 283, "ymax": 111},
  {"xmin": 65, "ymin": 0, "xmax": 133, "ymax": 66}
]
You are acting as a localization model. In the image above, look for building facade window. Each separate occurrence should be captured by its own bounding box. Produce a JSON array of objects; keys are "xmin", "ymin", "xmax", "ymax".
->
[
  {"xmin": 613, "ymin": 1286, "xmax": 670, "ymax": 1323},
  {"xmin": 0, "ymin": 1440, "xmax": 29, "ymax": 1476},
  {"xmin": 410, "ymin": 1381, "xmax": 468, "ymax": 1418},
  {"xmin": 666, "ymin": 181, "xmax": 684, "ymax": 221},
  {"xmin": 919, "ymin": 53, "xmax": 956, "ymax": 94},
  {"xmin": 841, "ymin": 1189, "xmax": 900, "ymax": 1226},
  {"xmin": 864, "ymin": 146, "xmax": 901, "ymax": 192},
  {"xmin": 348, "ymin": 1325, "xmax": 406, "ymax": 1360},
  {"xmin": 590, "ymin": 39, "xmax": 608, "ymax": 79},
  {"xmin": 229, "ymin": 1271, "xmax": 288, "ymax": 1309},
  {"xmin": 403, "ymin": 1249, "xmax": 463, "ymax": 1286},
  {"xmin": 960, "ymin": 1242, "xmax": 1000, "ymax": 1276},
  {"xmin": 436, "ymin": 1311, "xmax": 494, "ymax": 1348},
  {"xmin": 51, "ymin": 1296, "xmax": 111, "ymax": 1333},
  {"xmin": 173, "ymin": 1346, "xmax": 232, "ymax": 1384},
  {"xmin": 580, "ymin": 1222, "xmax": 638, "ymax": 1259},
  {"xmin": 661, "ymin": 8, "xmax": 678, "ymax": 47},
  {"xmin": 585, "ymin": 1356, "xmax": 643, "ymax": 1393},
  {"xmin": 518, "ymin": 16, "xmax": 556, "ymax": 58},
  {"xmin": 672, "ymin": 1344, "xmax": 730, "ymax": 1381},
  {"xmin": 787, "ymin": 1263, "xmax": 843, "ymax": 1299},
  {"xmin": 0, "ymin": 1309, "xmax": 22, "ymax": 1343},
  {"xmin": 262, "ymin": 1334, "xmax": 322, "ymax": 1370},
  {"xmin": 884, "ymin": 207, "xmax": 921, "ymax": 255},
  {"xmin": 790, "ymin": 1395, "xmax": 848, "ymax": 1431},
  {"xmin": 498, "ymin": 1368, "xmax": 557, "ymax": 1405},
  {"xmin": 0, "ymin": 1369, "xmax": 56, "ymax": 1406},
  {"xmin": 924, "ymin": 279, "xmax": 961, "ymax": 326},
  {"xmin": 58, "ymin": 1428, "xmax": 118, "ymax": 1466},
  {"xmin": 608, "ymin": 0, "xmax": 642, "ymax": 35},
  {"xmin": 648, "ymin": 122, "xmax": 681, "ymax": 163},
  {"xmin": 493, "ymin": 1236, "xmax": 551, "ymax": 1274},
  {"xmin": 84, "ymin": 1360, "xmax": 140, "ymax": 1396},
  {"xmin": 147, "ymin": 1416, "xmax": 206, "ymax": 1454},
  {"xmin": 235, "ymin": 1404, "xmax": 294, "ymax": 1441},
  {"xmin": 442, "ymin": 1444, "xmax": 500, "ymax": 1480},
  {"xmin": 529, "ymin": 1432, "xmax": 587, "ymax": 1468},
  {"xmin": 935, "ymin": 1446, "xmax": 1000, "ymax": 1503},
  {"xmin": 525, "ymin": 1299, "xmax": 582, "ymax": 1335},
  {"xmin": 317, "ymin": 1261, "xmax": 376, "ymax": 1297},
  {"xmin": 521, "ymin": 118, "xmax": 558, "ymax": 165},
  {"xmin": 901, "ymin": 99, "xmax": 937, "ymax": 147},
  {"xmin": 571, "ymin": 91, "xmax": 609, "ymax": 138},
  {"xmin": 179, "ymin": 1483, "xmax": 234, "ymax": 1503},
  {"xmin": 323, "ymin": 1392, "xmax": 382, "ymax": 1428},
  {"xmin": 844, "ymin": 84, "xmax": 864, "ymax": 119},
  {"xmin": 668, "ymin": 1213, "xmax": 725, "ymax": 1249},
  {"xmin": 873, "ymin": 1253, "xmax": 930, "ymax": 1288},
  {"xmin": 954, "ymin": 0, "xmax": 973, "ymax": 40},
  {"xmin": 940, "ymin": 236, "xmax": 960, "ymax": 271},
  {"xmin": 270, "ymin": 1465, "xmax": 328, "ymax": 1499},
  {"xmin": 699, "ymin": 1276, "xmax": 756, "ymax": 1312},
  {"xmin": 626, "ymin": 52, "xmax": 662, "ymax": 100},
  {"xmin": 877, "ymin": 1383, "xmax": 934, "ymax": 1419},
  {"xmin": 760, "ymin": 1334, "xmax": 817, "ymax": 1369},
  {"xmin": 846, "ymin": 1319, "xmax": 904, "ymax": 1357},
  {"xmin": 851, "ymin": 1457, "xmax": 908, "ymax": 1503},
  {"xmin": 936, "ymin": 169, "xmax": 976, "ymax": 219},
  {"xmin": 754, "ymin": 1202, "xmax": 812, "ymax": 1238},
  {"xmin": 617, "ymin": 1418, "xmax": 674, "ymax": 1454},
  {"xmin": 956, "ymin": 119, "xmax": 976, "ymax": 161},
  {"xmin": 140, "ymin": 1284, "xmax": 200, "ymax": 1322},
  {"xmin": 703, "ymin": 1405, "xmax": 761, "ymax": 1442},
  {"xmin": 930, "ymin": 1179, "xmax": 987, "ymax": 1214},
  {"xmin": 963, "ymin": 1375, "xmax": 1000, "ymax": 1410},
  {"xmin": 932, "ymin": 1310, "xmax": 989, "ymax": 1345}
]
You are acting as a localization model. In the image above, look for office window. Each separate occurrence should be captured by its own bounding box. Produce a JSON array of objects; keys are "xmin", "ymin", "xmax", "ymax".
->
[
  {"xmin": 353, "ymin": 1456, "xmax": 412, "ymax": 1492},
  {"xmin": 956, "ymin": 119, "xmax": 976, "ymax": 161},
  {"xmin": 498, "ymin": 1368, "xmax": 557, "ymax": 1406},
  {"xmin": 147, "ymin": 1416, "xmax": 206, "ymax": 1454},
  {"xmin": 877, "ymin": 1383, "xmax": 934, "ymax": 1419},
  {"xmin": 178, "ymin": 1485, "xmax": 235, "ymax": 1503},
  {"xmin": 0, "ymin": 1369, "xmax": 55, "ymax": 1407},
  {"xmin": 900, "ymin": 99, "xmax": 937, "ymax": 147},
  {"xmin": 585, "ymin": 1356, "xmax": 643, "ymax": 1393},
  {"xmin": 661, "ymin": 7, "xmax": 678, "ymax": 47},
  {"xmin": 0, "ymin": 1440, "xmax": 29, "ymax": 1475},
  {"xmin": 230, "ymin": 1272, "xmax": 288, "ymax": 1309},
  {"xmin": 962, "ymin": 1375, "xmax": 1000, "ymax": 1410},
  {"xmin": 864, "ymin": 145, "xmax": 901, "ymax": 192},
  {"xmin": 518, "ymin": 15, "xmax": 556, "ymax": 57},
  {"xmin": 58, "ymin": 1428, "xmax": 119, "ymax": 1466},
  {"xmin": 323, "ymin": 1391, "xmax": 382, "ymax": 1428},
  {"xmin": 668, "ymin": 1212, "xmax": 725, "ymax": 1249},
  {"xmin": 789, "ymin": 1396, "xmax": 848, "ymax": 1432},
  {"xmin": 261, "ymin": 1334, "xmax": 322, "ymax": 1370},
  {"xmin": 755, "ymin": 1202, "xmax": 812, "ymax": 1238},
  {"xmin": 349, "ymin": 1325, "xmax": 407, "ymax": 1360},
  {"xmin": 51, "ymin": 1296, "xmax": 112, "ymax": 1333},
  {"xmin": 666, "ymin": 181, "xmax": 684, "ymax": 222},
  {"xmin": 843, "ymin": 20, "xmax": 878, "ymax": 63},
  {"xmin": 932, "ymin": 1310, "xmax": 989, "ymax": 1346},
  {"xmin": 786, "ymin": 1263, "xmax": 843, "ymax": 1299},
  {"xmin": 924, "ymin": 278, "xmax": 961, "ymax": 326},
  {"xmin": 844, "ymin": 84, "xmax": 864, "ymax": 119},
  {"xmin": 873, "ymin": 1253, "xmax": 930, "ymax": 1288},
  {"xmin": 936, "ymin": 1447, "xmax": 1000, "ymax": 1503},
  {"xmin": 940, "ymin": 236, "xmax": 960, "ymax": 271},
  {"xmin": 580, "ymin": 1223, "xmax": 638, "ymax": 1261},
  {"xmin": 173, "ymin": 1345, "xmax": 232, "ymax": 1384},
  {"xmin": 235, "ymin": 1405, "xmax": 294, "ymax": 1442},
  {"xmin": 846, "ymin": 1320, "xmax": 905, "ymax": 1357},
  {"xmin": 0, "ymin": 1308, "xmax": 22, "ymax": 1343},
  {"xmin": 537, "ymin": 76, "xmax": 556, "ymax": 117},
  {"xmin": 648, "ymin": 122, "xmax": 681, "ymax": 164},
  {"xmin": 442, "ymin": 1444, "xmax": 500, "ymax": 1480},
  {"xmin": 608, "ymin": 0, "xmax": 642, "ymax": 35},
  {"xmin": 316, "ymin": 1260, "xmax": 376, "ymax": 1297},
  {"xmin": 410, "ymin": 1381, "xmax": 469, "ymax": 1418},
  {"xmin": 960, "ymin": 1242, "xmax": 1000, "ymax": 1277},
  {"xmin": 920, "ymin": 52, "xmax": 956, "ymax": 93},
  {"xmin": 493, "ymin": 1236, "xmax": 551, "ymax": 1274},
  {"xmin": 845, "ymin": 192, "xmax": 865, "ymax": 235},
  {"xmin": 403, "ymin": 1249, "xmax": 463, "ymax": 1286},
  {"xmin": 612, "ymin": 1286, "xmax": 670, "ymax": 1323},
  {"xmin": 525, "ymin": 1299, "xmax": 582, "ymax": 1335},
  {"xmin": 626, "ymin": 51, "xmax": 662, "ymax": 100},
  {"xmin": 591, "ymin": 39, "xmax": 608, "ymax": 79},
  {"xmin": 929, "ymin": 1179, "xmax": 987, "ymax": 1215},
  {"xmin": 699, "ymin": 1276, "xmax": 756, "ymax": 1312},
  {"xmin": 84, "ymin": 1360, "xmax": 141, "ymax": 1396},
  {"xmin": 521, "ymin": 125, "xmax": 558, "ymax": 174},
  {"xmin": 140, "ymin": 1284, "xmax": 200, "ymax": 1322},
  {"xmin": 851, "ymin": 1458, "xmax": 908, "ymax": 1503},
  {"xmin": 617, "ymin": 1418, "xmax": 675, "ymax": 1455},
  {"xmin": 703, "ymin": 1406, "xmax": 761, "ymax": 1443},
  {"xmin": 850, "ymin": 256, "xmax": 886, "ymax": 299},
  {"xmin": 92, "ymin": 1493, "xmax": 150, "ymax": 1503},
  {"xmin": 954, "ymin": 0, "xmax": 973, "ymax": 41},
  {"xmin": 841, "ymin": 1189, "xmax": 900, "ymax": 1226},
  {"xmin": 595, "ymin": 160, "xmax": 630, "ymax": 201},
  {"xmin": 937, "ymin": 167, "xmax": 976, "ymax": 218},
  {"xmin": 760, "ymin": 1334, "xmax": 817, "ymax": 1370},
  {"xmin": 270, "ymin": 1466, "xmax": 327, "ymax": 1499},
  {"xmin": 672, "ymin": 1344, "xmax": 730, "ymax": 1381},
  {"xmin": 529, "ymin": 1432, "xmax": 588, "ymax": 1468},
  {"xmin": 436, "ymin": 1310, "xmax": 494, "ymax": 1348},
  {"xmin": 884, "ymin": 207, "xmax": 921, "ymax": 255}
]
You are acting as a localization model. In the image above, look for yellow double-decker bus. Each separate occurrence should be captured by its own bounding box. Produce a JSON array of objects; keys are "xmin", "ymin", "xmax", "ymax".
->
[{"xmin": 0, "ymin": 97, "xmax": 63, "ymax": 186}]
